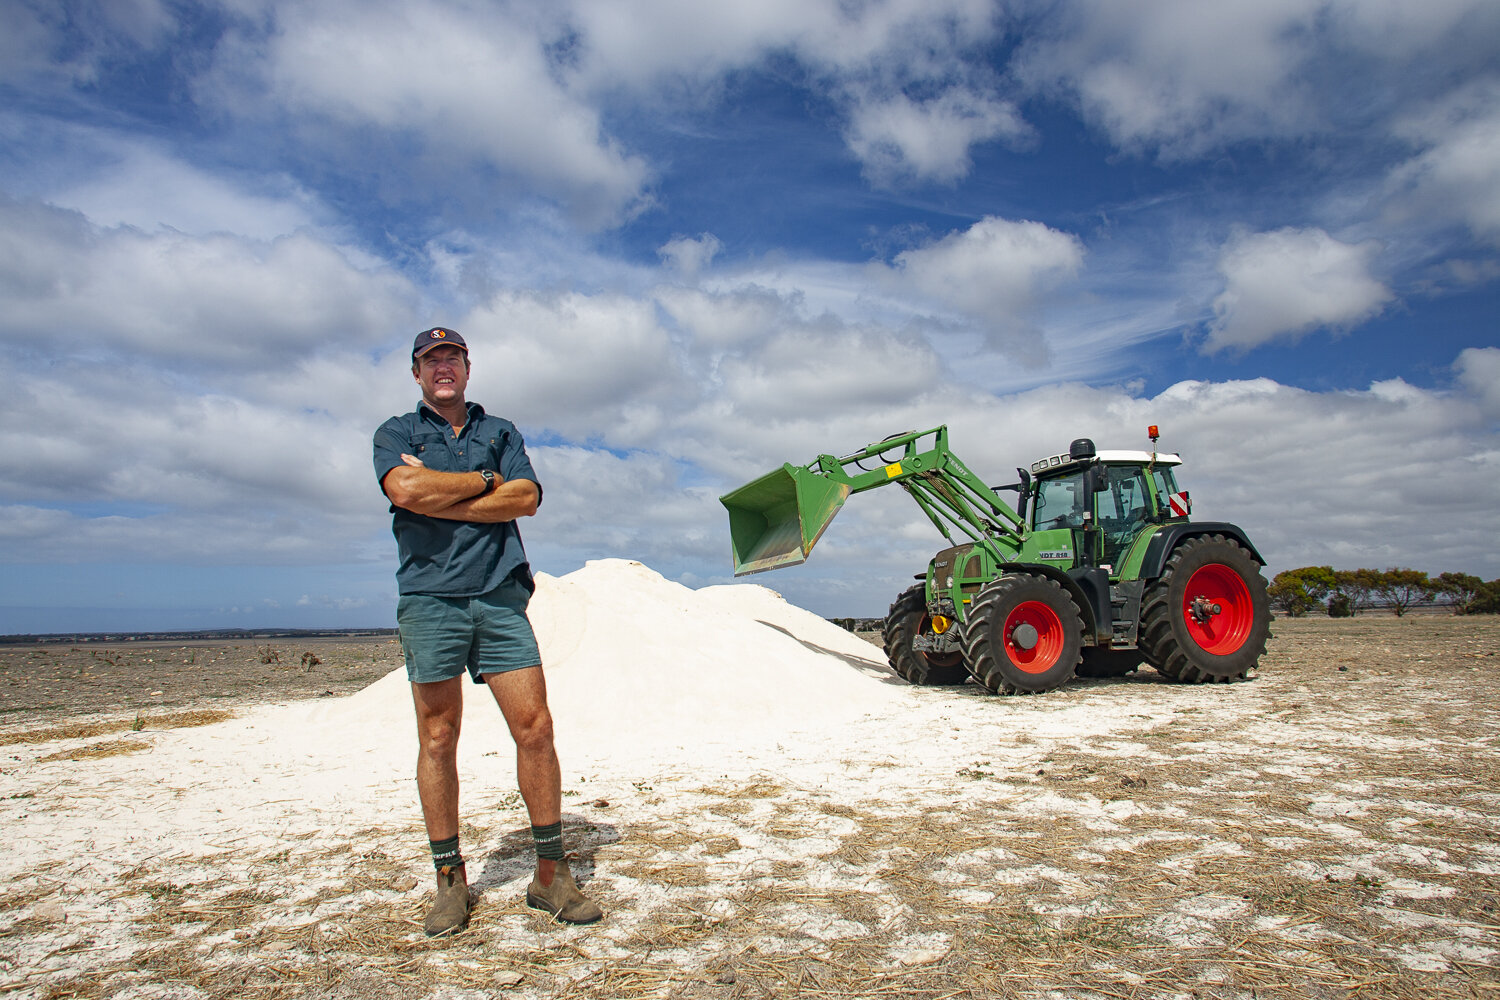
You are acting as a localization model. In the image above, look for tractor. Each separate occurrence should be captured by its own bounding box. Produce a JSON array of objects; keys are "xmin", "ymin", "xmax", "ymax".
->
[{"xmin": 719, "ymin": 426, "xmax": 1269, "ymax": 695}]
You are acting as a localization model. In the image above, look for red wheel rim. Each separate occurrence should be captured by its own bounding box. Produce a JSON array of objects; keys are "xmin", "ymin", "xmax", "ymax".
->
[
  {"xmin": 1004, "ymin": 600, "xmax": 1065, "ymax": 673},
  {"xmin": 1182, "ymin": 564, "xmax": 1253, "ymax": 654}
]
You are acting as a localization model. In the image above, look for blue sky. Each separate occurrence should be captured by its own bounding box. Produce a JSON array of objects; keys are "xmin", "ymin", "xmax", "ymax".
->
[{"xmin": 1, "ymin": 0, "xmax": 1497, "ymax": 632}]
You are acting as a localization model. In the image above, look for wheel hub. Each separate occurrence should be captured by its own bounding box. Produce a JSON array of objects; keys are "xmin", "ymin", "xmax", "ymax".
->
[
  {"xmin": 1188, "ymin": 596, "xmax": 1223, "ymax": 625},
  {"xmin": 1010, "ymin": 622, "xmax": 1040, "ymax": 650}
]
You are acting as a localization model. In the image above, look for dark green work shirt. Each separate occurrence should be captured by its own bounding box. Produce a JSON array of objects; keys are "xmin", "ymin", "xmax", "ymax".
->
[{"xmin": 373, "ymin": 401, "xmax": 542, "ymax": 597}]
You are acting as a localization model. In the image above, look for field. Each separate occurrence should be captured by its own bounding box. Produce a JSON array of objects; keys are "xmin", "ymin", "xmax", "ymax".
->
[{"xmin": 1, "ymin": 614, "xmax": 1497, "ymax": 999}]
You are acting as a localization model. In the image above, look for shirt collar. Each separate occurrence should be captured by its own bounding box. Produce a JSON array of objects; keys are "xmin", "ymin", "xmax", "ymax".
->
[{"xmin": 417, "ymin": 399, "xmax": 486, "ymax": 425}]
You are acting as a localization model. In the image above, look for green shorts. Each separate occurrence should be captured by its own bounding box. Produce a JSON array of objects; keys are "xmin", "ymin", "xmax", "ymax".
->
[{"xmin": 397, "ymin": 576, "xmax": 542, "ymax": 685}]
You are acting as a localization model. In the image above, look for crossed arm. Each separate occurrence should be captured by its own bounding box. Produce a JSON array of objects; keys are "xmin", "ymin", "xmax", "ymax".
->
[{"xmin": 381, "ymin": 454, "xmax": 539, "ymax": 523}]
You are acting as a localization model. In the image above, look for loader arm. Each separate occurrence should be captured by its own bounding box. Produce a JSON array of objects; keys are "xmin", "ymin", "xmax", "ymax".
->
[{"xmin": 721, "ymin": 426, "xmax": 1028, "ymax": 576}]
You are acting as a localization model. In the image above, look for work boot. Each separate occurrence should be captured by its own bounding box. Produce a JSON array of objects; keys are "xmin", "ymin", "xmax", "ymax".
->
[
  {"xmin": 526, "ymin": 860, "xmax": 602, "ymax": 924},
  {"xmin": 423, "ymin": 864, "xmax": 471, "ymax": 937}
]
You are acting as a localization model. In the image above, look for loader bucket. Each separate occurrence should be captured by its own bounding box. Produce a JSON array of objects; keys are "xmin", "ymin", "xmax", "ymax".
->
[{"xmin": 721, "ymin": 465, "xmax": 851, "ymax": 576}]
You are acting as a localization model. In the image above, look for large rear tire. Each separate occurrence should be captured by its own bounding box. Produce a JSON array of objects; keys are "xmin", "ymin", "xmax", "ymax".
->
[
  {"xmin": 1076, "ymin": 647, "xmax": 1142, "ymax": 678},
  {"xmin": 963, "ymin": 575, "xmax": 1082, "ymax": 695},
  {"xmin": 883, "ymin": 585, "xmax": 968, "ymax": 685},
  {"xmin": 1138, "ymin": 534, "xmax": 1269, "ymax": 683}
]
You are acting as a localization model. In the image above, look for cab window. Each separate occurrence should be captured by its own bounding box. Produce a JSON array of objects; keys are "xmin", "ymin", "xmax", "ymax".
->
[{"xmin": 1032, "ymin": 471, "xmax": 1086, "ymax": 533}]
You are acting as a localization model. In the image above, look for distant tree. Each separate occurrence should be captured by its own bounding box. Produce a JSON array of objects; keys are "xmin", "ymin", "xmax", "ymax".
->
[
  {"xmin": 1269, "ymin": 566, "xmax": 1336, "ymax": 617},
  {"xmin": 1331, "ymin": 568, "xmax": 1380, "ymax": 616},
  {"xmin": 1327, "ymin": 592, "xmax": 1355, "ymax": 617},
  {"xmin": 1462, "ymin": 579, "xmax": 1500, "ymax": 615},
  {"xmin": 1435, "ymin": 572, "xmax": 1483, "ymax": 613},
  {"xmin": 1371, "ymin": 568, "xmax": 1437, "ymax": 617}
]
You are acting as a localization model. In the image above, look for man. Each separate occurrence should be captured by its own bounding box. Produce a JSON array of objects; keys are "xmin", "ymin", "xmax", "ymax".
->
[{"xmin": 373, "ymin": 326, "xmax": 602, "ymax": 936}]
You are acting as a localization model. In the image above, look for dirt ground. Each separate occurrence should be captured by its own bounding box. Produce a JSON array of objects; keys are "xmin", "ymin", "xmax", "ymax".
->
[
  {"xmin": 0, "ymin": 636, "xmax": 403, "ymax": 721},
  {"xmin": 2, "ymin": 614, "xmax": 1498, "ymax": 999}
]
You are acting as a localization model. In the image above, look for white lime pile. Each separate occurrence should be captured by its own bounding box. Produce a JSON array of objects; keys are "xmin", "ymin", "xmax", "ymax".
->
[{"xmin": 329, "ymin": 558, "xmax": 903, "ymax": 776}]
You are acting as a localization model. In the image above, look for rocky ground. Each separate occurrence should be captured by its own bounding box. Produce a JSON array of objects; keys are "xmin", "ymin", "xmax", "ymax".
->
[{"xmin": 1, "ymin": 613, "xmax": 1497, "ymax": 999}]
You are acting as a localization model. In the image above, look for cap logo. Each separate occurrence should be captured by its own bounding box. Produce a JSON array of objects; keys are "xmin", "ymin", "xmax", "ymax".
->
[{"xmin": 431, "ymin": 330, "xmax": 446, "ymax": 340}]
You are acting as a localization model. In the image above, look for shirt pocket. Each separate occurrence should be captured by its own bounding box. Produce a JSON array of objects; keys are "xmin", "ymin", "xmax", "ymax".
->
[{"xmin": 409, "ymin": 431, "xmax": 452, "ymax": 470}]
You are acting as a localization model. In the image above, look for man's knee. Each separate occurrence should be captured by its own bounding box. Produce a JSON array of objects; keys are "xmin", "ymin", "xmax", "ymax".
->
[
  {"xmin": 510, "ymin": 705, "xmax": 555, "ymax": 751},
  {"xmin": 417, "ymin": 714, "xmax": 462, "ymax": 760}
]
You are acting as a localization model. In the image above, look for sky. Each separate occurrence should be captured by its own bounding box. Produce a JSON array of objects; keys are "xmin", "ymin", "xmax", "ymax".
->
[{"xmin": 1, "ymin": 0, "xmax": 1498, "ymax": 633}]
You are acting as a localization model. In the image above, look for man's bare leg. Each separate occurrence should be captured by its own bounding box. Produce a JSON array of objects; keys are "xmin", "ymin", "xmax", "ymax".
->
[
  {"xmin": 483, "ymin": 667, "xmax": 561, "ymax": 874},
  {"xmin": 412, "ymin": 677, "xmax": 465, "ymax": 839},
  {"xmin": 411, "ymin": 678, "xmax": 471, "ymax": 935},
  {"xmin": 483, "ymin": 667, "xmax": 601, "ymax": 923}
]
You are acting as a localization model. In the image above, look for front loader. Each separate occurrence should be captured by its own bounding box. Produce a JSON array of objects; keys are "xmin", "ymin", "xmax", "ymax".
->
[{"xmin": 720, "ymin": 426, "xmax": 1269, "ymax": 695}]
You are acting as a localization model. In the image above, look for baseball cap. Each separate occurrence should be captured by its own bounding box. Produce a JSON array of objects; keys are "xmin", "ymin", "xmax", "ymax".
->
[{"xmin": 412, "ymin": 327, "xmax": 468, "ymax": 359}]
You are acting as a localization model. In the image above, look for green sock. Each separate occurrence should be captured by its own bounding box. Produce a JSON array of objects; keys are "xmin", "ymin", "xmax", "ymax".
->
[
  {"xmin": 430, "ymin": 836, "xmax": 463, "ymax": 871},
  {"xmin": 532, "ymin": 822, "xmax": 564, "ymax": 861}
]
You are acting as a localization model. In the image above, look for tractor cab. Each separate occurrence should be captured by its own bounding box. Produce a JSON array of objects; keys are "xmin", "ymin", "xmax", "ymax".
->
[{"xmin": 1028, "ymin": 440, "xmax": 1187, "ymax": 575}]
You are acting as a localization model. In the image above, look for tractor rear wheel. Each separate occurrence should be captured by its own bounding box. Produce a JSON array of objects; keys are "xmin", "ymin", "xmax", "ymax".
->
[
  {"xmin": 1138, "ymin": 534, "xmax": 1269, "ymax": 683},
  {"xmin": 1075, "ymin": 647, "xmax": 1142, "ymax": 678},
  {"xmin": 963, "ymin": 575, "xmax": 1082, "ymax": 695},
  {"xmin": 883, "ymin": 585, "xmax": 969, "ymax": 685}
]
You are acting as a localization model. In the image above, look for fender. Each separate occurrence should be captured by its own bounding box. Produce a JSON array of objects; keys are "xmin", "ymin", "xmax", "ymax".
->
[{"xmin": 1138, "ymin": 522, "xmax": 1265, "ymax": 580}]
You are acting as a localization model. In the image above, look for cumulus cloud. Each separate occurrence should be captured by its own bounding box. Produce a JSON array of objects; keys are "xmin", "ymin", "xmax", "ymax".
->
[
  {"xmin": 659, "ymin": 233, "xmax": 723, "ymax": 276},
  {"xmin": 459, "ymin": 291, "xmax": 688, "ymax": 446},
  {"xmin": 1455, "ymin": 347, "xmax": 1500, "ymax": 420},
  {"xmin": 558, "ymin": 0, "xmax": 1011, "ymax": 185},
  {"xmin": 45, "ymin": 137, "xmax": 322, "ymax": 240},
  {"xmin": 1205, "ymin": 227, "xmax": 1393, "ymax": 353},
  {"xmin": 1014, "ymin": 0, "xmax": 1497, "ymax": 157},
  {"xmin": 654, "ymin": 285, "xmax": 787, "ymax": 350},
  {"xmin": 208, "ymin": 0, "xmax": 652, "ymax": 227},
  {"xmin": 882, "ymin": 217, "xmax": 1085, "ymax": 354},
  {"xmin": 0, "ymin": 197, "xmax": 417, "ymax": 366},
  {"xmin": 846, "ymin": 87, "xmax": 1028, "ymax": 186},
  {"xmin": 1386, "ymin": 80, "xmax": 1500, "ymax": 245},
  {"xmin": 1014, "ymin": 0, "xmax": 1315, "ymax": 155},
  {"xmin": 0, "ymin": 0, "xmax": 179, "ymax": 88}
]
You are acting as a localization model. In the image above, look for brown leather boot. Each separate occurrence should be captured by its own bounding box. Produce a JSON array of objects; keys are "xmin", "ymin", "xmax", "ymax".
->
[
  {"xmin": 526, "ymin": 860, "xmax": 602, "ymax": 924},
  {"xmin": 423, "ymin": 864, "xmax": 471, "ymax": 937}
]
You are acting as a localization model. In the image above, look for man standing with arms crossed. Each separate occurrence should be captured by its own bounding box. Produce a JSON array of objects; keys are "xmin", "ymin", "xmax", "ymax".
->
[{"xmin": 374, "ymin": 327, "xmax": 602, "ymax": 936}]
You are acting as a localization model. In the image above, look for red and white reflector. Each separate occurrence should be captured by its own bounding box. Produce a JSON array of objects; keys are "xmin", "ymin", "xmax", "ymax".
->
[{"xmin": 1168, "ymin": 491, "xmax": 1191, "ymax": 517}]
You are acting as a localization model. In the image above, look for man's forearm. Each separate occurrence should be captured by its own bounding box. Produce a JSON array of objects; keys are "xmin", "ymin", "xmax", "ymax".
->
[
  {"xmin": 382, "ymin": 464, "xmax": 488, "ymax": 514},
  {"xmin": 436, "ymin": 479, "xmax": 539, "ymax": 523}
]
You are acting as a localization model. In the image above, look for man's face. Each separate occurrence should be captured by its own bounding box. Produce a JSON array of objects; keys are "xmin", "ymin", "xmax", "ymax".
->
[{"xmin": 413, "ymin": 346, "xmax": 470, "ymax": 407}]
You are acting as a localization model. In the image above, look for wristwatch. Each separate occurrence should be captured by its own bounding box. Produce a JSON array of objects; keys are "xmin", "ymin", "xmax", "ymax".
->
[{"xmin": 477, "ymin": 469, "xmax": 496, "ymax": 495}]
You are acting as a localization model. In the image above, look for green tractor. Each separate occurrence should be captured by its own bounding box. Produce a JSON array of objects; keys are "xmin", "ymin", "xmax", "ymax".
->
[{"xmin": 720, "ymin": 426, "xmax": 1269, "ymax": 695}]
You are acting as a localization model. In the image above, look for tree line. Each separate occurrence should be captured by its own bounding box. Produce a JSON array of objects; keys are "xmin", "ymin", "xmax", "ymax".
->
[{"xmin": 1268, "ymin": 567, "xmax": 1500, "ymax": 617}]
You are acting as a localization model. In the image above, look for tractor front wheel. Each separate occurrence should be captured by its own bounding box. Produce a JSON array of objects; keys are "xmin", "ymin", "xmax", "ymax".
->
[
  {"xmin": 1138, "ymin": 534, "xmax": 1269, "ymax": 683},
  {"xmin": 883, "ymin": 585, "xmax": 969, "ymax": 685},
  {"xmin": 963, "ymin": 575, "xmax": 1082, "ymax": 695}
]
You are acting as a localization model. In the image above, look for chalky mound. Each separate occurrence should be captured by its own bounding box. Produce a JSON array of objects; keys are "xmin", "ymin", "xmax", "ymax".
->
[{"xmin": 340, "ymin": 559, "xmax": 900, "ymax": 772}]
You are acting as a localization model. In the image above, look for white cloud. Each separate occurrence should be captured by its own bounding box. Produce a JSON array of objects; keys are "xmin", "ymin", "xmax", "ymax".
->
[
  {"xmin": 459, "ymin": 291, "xmax": 688, "ymax": 446},
  {"xmin": 1014, "ymin": 0, "xmax": 1316, "ymax": 155},
  {"xmin": 883, "ymin": 216, "xmax": 1085, "ymax": 354},
  {"xmin": 0, "ymin": 197, "xmax": 417, "ymax": 365},
  {"xmin": 659, "ymin": 233, "xmax": 722, "ymax": 275},
  {"xmin": 0, "ymin": 0, "xmax": 178, "ymax": 88},
  {"xmin": 210, "ymin": 0, "xmax": 652, "ymax": 227},
  {"xmin": 561, "ymin": 0, "xmax": 998, "ymax": 89},
  {"xmin": 1455, "ymin": 347, "xmax": 1500, "ymax": 420},
  {"xmin": 655, "ymin": 285, "xmax": 787, "ymax": 350},
  {"xmin": 846, "ymin": 87, "xmax": 1028, "ymax": 186},
  {"xmin": 1206, "ymin": 227, "xmax": 1392, "ymax": 353},
  {"xmin": 1014, "ymin": 0, "xmax": 1498, "ymax": 157},
  {"xmin": 557, "ymin": 0, "xmax": 1011, "ymax": 186},
  {"xmin": 1386, "ymin": 80, "xmax": 1500, "ymax": 245},
  {"xmin": 46, "ymin": 138, "xmax": 321, "ymax": 240}
]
